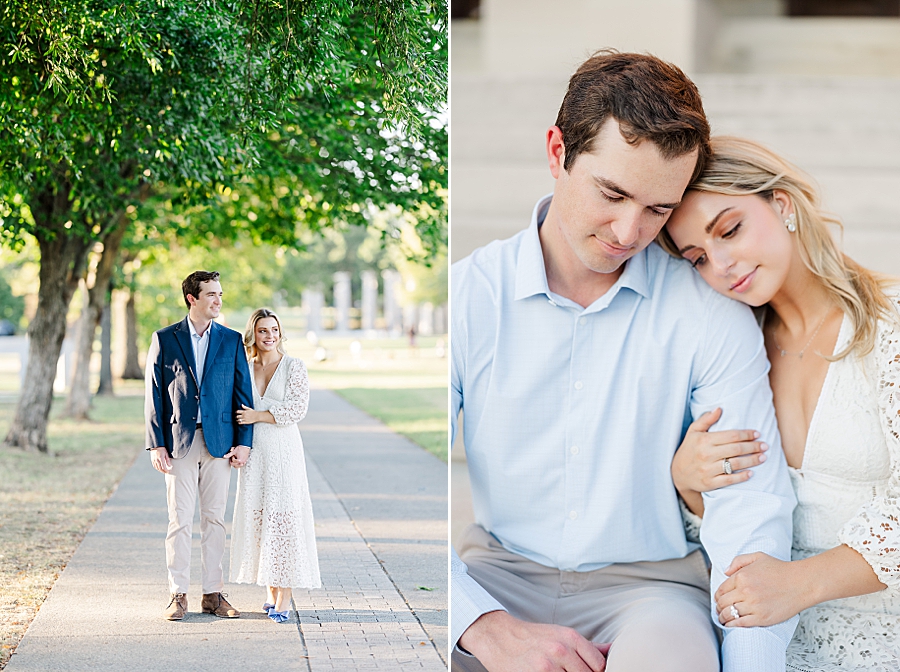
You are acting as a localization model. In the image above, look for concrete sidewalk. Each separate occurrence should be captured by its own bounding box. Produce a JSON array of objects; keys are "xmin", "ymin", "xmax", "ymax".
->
[{"xmin": 5, "ymin": 389, "xmax": 447, "ymax": 671}]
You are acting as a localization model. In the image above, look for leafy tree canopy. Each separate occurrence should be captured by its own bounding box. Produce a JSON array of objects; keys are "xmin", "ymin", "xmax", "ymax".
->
[{"xmin": 0, "ymin": 0, "xmax": 447, "ymax": 251}]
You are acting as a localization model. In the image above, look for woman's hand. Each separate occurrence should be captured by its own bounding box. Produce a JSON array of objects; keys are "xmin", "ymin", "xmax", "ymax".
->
[
  {"xmin": 235, "ymin": 404, "xmax": 260, "ymax": 425},
  {"xmin": 672, "ymin": 408, "xmax": 768, "ymax": 515},
  {"xmin": 715, "ymin": 552, "xmax": 813, "ymax": 628}
]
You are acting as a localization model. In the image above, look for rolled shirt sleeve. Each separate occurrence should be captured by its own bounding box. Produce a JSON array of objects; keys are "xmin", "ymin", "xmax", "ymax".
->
[{"xmin": 691, "ymin": 294, "xmax": 798, "ymax": 671}]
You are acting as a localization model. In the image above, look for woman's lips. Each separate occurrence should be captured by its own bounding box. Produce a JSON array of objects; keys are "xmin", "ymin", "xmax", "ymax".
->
[{"xmin": 730, "ymin": 268, "xmax": 757, "ymax": 293}]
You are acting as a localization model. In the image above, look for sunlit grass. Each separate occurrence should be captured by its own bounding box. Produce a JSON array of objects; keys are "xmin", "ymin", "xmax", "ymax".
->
[
  {"xmin": 284, "ymin": 334, "xmax": 448, "ymax": 462},
  {"xmin": 0, "ymin": 393, "xmax": 144, "ymax": 668}
]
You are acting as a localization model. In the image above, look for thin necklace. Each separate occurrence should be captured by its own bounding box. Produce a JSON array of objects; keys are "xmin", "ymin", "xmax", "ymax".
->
[
  {"xmin": 772, "ymin": 310, "xmax": 830, "ymax": 359},
  {"xmin": 258, "ymin": 355, "xmax": 281, "ymax": 370}
]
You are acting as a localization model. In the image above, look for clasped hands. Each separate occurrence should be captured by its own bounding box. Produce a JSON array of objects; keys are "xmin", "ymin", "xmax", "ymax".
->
[
  {"xmin": 460, "ymin": 611, "xmax": 612, "ymax": 672},
  {"xmin": 224, "ymin": 444, "xmax": 250, "ymax": 468},
  {"xmin": 149, "ymin": 444, "xmax": 250, "ymax": 471}
]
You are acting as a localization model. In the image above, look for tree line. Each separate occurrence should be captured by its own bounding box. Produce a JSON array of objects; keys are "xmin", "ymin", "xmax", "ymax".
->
[{"xmin": 0, "ymin": 0, "xmax": 448, "ymax": 452}]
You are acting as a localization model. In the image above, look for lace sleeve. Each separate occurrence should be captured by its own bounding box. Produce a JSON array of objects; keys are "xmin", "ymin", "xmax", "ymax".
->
[
  {"xmin": 679, "ymin": 496, "xmax": 702, "ymax": 544},
  {"xmin": 838, "ymin": 301, "xmax": 900, "ymax": 590},
  {"xmin": 269, "ymin": 358, "xmax": 310, "ymax": 426}
]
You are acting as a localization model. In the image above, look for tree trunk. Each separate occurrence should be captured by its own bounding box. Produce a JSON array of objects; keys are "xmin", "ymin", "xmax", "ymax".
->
[
  {"xmin": 4, "ymin": 186, "xmax": 90, "ymax": 452},
  {"xmin": 121, "ymin": 288, "xmax": 144, "ymax": 379},
  {"xmin": 64, "ymin": 217, "xmax": 129, "ymax": 419},
  {"xmin": 96, "ymin": 288, "xmax": 114, "ymax": 396}
]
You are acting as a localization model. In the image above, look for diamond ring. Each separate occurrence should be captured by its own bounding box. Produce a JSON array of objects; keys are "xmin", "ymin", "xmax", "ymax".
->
[
  {"xmin": 730, "ymin": 604, "xmax": 740, "ymax": 620},
  {"xmin": 723, "ymin": 458, "xmax": 733, "ymax": 475}
]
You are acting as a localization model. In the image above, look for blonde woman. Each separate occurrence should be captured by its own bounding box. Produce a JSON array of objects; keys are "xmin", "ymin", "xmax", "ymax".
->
[
  {"xmin": 659, "ymin": 136, "xmax": 900, "ymax": 671},
  {"xmin": 230, "ymin": 308, "xmax": 321, "ymax": 622}
]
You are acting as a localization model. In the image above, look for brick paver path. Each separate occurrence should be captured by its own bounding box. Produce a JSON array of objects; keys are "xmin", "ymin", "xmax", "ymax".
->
[{"xmin": 5, "ymin": 389, "xmax": 447, "ymax": 672}]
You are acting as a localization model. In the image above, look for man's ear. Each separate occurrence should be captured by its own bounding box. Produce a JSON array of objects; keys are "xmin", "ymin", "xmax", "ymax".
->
[
  {"xmin": 547, "ymin": 126, "xmax": 566, "ymax": 180},
  {"xmin": 186, "ymin": 294, "xmax": 196, "ymax": 307}
]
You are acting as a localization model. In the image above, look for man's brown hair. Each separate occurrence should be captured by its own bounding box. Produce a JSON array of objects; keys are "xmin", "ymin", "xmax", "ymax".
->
[
  {"xmin": 555, "ymin": 50, "xmax": 710, "ymax": 178},
  {"xmin": 182, "ymin": 270, "xmax": 220, "ymax": 309}
]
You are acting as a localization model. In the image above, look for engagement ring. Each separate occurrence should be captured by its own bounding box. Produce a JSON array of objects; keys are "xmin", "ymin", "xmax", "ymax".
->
[
  {"xmin": 723, "ymin": 458, "xmax": 733, "ymax": 475},
  {"xmin": 730, "ymin": 604, "xmax": 740, "ymax": 620}
]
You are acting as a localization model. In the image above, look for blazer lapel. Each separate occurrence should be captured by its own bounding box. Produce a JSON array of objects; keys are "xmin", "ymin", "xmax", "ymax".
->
[
  {"xmin": 174, "ymin": 317, "xmax": 200, "ymax": 389},
  {"xmin": 201, "ymin": 321, "xmax": 223, "ymax": 390}
]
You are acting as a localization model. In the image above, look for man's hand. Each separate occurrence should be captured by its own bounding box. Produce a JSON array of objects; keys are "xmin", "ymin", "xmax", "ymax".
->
[
  {"xmin": 459, "ymin": 610, "xmax": 609, "ymax": 672},
  {"xmin": 149, "ymin": 447, "xmax": 172, "ymax": 473},
  {"xmin": 225, "ymin": 444, "xmax": 251, "ymax": 468}
]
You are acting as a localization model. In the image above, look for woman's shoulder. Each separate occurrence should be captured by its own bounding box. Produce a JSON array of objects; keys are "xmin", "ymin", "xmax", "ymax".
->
[
  {"xmin": 282, "ymin": 355, "xmax": 308, "ymax": 373},
  {"xmin": 876, "ymin": 283, "xmax": 900, "ymax": 331}
]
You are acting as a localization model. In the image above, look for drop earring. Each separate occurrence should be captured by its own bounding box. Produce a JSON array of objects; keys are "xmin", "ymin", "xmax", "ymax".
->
[{"xmin": 784, "ymin": 213, "xmax": 797, "ymax": 232}]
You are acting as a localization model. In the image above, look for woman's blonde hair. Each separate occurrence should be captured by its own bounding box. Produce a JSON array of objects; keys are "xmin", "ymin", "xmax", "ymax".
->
[
  {"xmin": 243, "ymin": 308, "xmax": 287, "ymax": 359},
  {"xmin": 657, "ymin": 135, "xmax": 895, "ymax": 359}
]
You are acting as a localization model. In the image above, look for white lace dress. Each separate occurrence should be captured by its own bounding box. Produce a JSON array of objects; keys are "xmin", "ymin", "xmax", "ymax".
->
[
  {"xmin": 684, "ymin": 300, "xmax": 900, "ymax": 671},
  {"xmin": 230, "ymin": 356, "xmax": 321, "ymax": 589}
]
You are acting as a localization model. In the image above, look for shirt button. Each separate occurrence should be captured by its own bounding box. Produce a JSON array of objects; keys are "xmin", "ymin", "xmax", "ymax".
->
[
  {"xmin": 579, "ymin": 317, "xmax": 586, "ymax": 325},
  {"xmin": 569, "ymin": 510, "xmax": 578, "ymax": 520},
  {"xmin": 570, "ymin": 446, "xmax": 579, "ymax": 456},
  {"xmin": 574, "ymin": 381, "xmax": 583, "ymax": 390}
]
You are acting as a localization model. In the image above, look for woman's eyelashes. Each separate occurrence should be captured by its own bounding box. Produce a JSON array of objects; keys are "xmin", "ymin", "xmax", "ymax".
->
[
  {"xmin": 721, "ymin": 222, "xmax": 742, "ymax": 239},
  {"xmin": 689, "ymin": 222, "xmax": 742, "ymax": 268}
]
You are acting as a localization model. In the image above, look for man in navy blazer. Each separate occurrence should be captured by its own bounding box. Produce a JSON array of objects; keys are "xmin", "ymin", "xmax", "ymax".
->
[{"xmin": 144, "ymin": 270, "xmax": 254, "ymax": 621}]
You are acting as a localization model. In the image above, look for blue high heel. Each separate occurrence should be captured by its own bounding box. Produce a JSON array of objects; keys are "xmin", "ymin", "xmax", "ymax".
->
[
  {"xmin": 262, "ymin": 603, "xmax": 275, "ymax": 614},
  {"xmin": 268, "ymin": 609, "xmax": 290, "ymax": 623}
]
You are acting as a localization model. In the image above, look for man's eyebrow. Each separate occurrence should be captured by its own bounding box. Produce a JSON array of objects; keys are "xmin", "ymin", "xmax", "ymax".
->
[
  {"xmin": 677, "ymin": 207, "xmax": 736, "ymax": 254},
  {"xmin": 594, "ymin": 176, "xmax": 680, "ymax": 210}
]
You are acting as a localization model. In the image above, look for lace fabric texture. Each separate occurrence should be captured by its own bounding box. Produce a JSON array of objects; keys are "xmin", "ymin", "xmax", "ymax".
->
[
  {"xmin": 683, "ymin": 301, "xmax": 900, "ymax": 671},
  {"xmin": 230, "ymin": 356, "xmax": 321, "ymax": 589}
]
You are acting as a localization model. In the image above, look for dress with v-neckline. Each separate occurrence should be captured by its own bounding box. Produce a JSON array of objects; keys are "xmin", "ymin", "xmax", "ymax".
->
[
  {"xmin": 230, "ymin": 355, "xmax": 321, "ymax": 590},
  {"xmin": 777, "ymin": 307, "xmax": 900, "ymax": 671},
  {"xmin": 784, "ymin": 311, "xmax": 847, "ymax": 474},
  {"xmin": 685, "ymin": 302, "xmax": 900, "ymax": 670},
  {"xmin": 252, "ymin": 355, "xmax": 285, "ymax": 399}
]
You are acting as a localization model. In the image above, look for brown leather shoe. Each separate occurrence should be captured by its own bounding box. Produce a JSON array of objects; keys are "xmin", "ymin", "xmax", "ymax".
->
[
  {"xmin": 165, "ymin": 593, "xmax": 187, "ymax": 621},
  {"xmin": 201, "ymin": 592, "xmax": 240, "ymax": 618}
]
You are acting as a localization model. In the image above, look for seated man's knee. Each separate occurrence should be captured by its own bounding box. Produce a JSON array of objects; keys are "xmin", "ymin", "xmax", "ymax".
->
[{"xmin": 605, "ymin": 599, "xmax": 719, "ymax": 672}]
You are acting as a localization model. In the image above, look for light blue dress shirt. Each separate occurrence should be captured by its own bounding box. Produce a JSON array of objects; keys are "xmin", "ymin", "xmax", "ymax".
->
[
  {"xmin": 451, "ymin": 195, "xmax": 798, "ymax": 672},
  {"xmin": 187, "ymin": 317, "xmax": 210, "ymax": 425}
]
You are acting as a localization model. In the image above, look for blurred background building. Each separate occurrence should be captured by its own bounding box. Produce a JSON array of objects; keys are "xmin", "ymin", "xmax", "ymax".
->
[{"xmin": 451, "ymin": 0, "xmax": 900, "ymax": 542}]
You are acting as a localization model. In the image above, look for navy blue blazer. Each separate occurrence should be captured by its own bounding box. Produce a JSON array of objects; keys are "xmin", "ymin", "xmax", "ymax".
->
[{"xmin": 144, "ymin": 317, "xmax": 253, "ymax": 459}]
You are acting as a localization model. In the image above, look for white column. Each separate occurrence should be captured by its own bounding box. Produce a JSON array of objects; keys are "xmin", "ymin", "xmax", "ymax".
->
[
  {"xmin": 381, "ymin": 270, "xmax": 402, "ymax": 334},
  {"xmin": 361, "ymin": 270, "xmax": 378, "ymax": 331},
  {"xmin": 302, "ymin": 288, "xmax": 324, "ymax": 334},
  {"xmin": 418, "ymin": 302, "xmax": 435, "ymax": 336},
  {"xmin": 333, "ymin": 272, "xmax": 352, "ymax": 332}
]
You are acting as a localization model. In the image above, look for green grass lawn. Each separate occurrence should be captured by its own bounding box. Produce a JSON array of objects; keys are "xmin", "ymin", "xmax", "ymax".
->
[
  {"xmin": 336, "ymin": 387, "xmax": 447, "ymax": 461},
  {"xmin": 284, "ymin": 334, "xmax": 448, "ymax": 462}
]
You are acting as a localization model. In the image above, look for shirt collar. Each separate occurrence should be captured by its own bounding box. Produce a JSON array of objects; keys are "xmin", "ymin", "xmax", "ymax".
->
[
  {"xmin": 514, "ymin": 194, "xmax": 653, "ymax": 303},
  {"xmin": 187, "ymin": 317, "xmax": 210, "ymax": 340},
  {"xmin": 514, "ymin": 195, "xmax": 554, "ymax": 301}
]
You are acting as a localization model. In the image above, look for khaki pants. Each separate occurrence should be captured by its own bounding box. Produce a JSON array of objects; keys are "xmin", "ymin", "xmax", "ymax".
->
[
  {"xmin": 164, "ymin": 429, "xmax": 232, "ymax": 595},
  {"xmin": 453, "ymin": 524, "xmax": 720, "ymax": 672}
]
